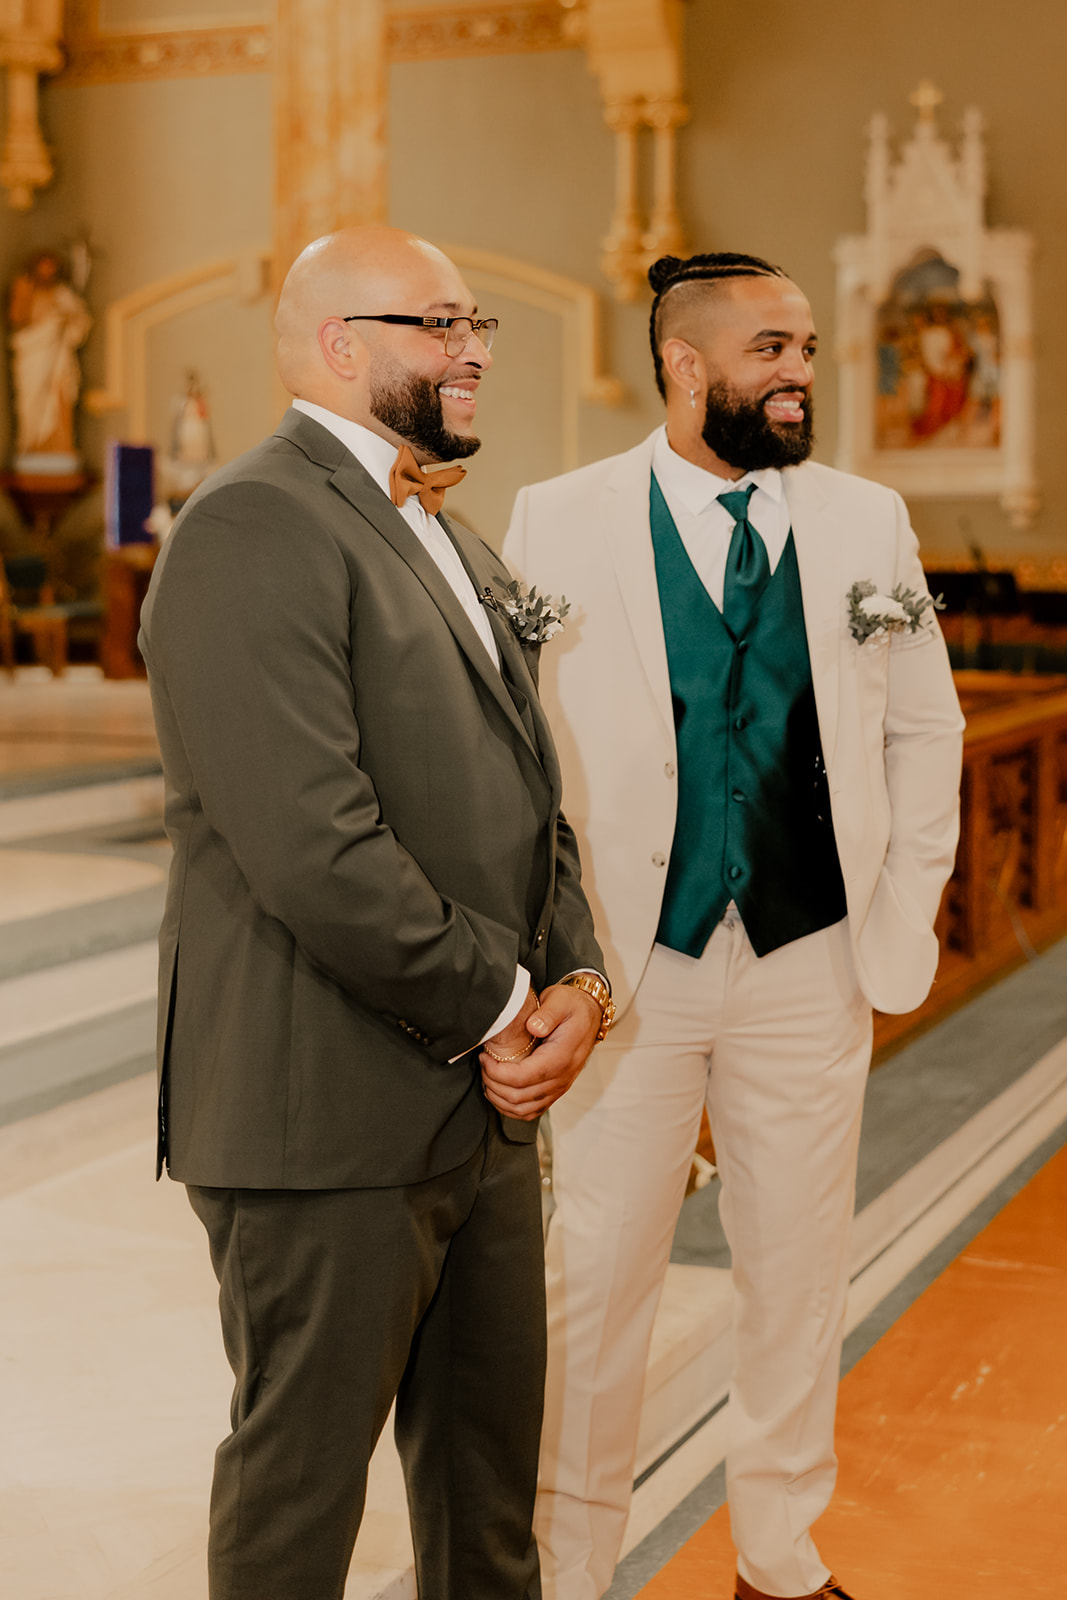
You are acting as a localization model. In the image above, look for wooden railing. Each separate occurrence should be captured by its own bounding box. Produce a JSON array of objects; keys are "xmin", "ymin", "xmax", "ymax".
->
[{"xmin": 873, "ymin": 671, "xmax": 1067, "ymax": 1055}]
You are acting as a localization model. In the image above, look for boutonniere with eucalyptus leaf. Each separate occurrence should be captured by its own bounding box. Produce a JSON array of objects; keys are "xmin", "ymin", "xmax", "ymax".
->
[
  {"xmin": 847, "ymin": 580, "xmax": 944, "ymax": 645},
  {"xmin": 480, "ymin": 580, "xmax": 570, "ymax": 647}
]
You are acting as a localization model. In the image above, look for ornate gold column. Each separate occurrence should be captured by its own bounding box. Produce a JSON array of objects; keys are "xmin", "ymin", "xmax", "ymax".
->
[
  {"xmin": 600, "ymin": 97, "xmax": 644, "ymax": 296},
  {"xmin": 0, "ymin": 1, "xmax": 64, "ymax": 211},
  {"xmin": 566, "ymin": 0, "xmax": 688, "ymax": 300},
  {"xmin": 273, "ymin": 0, "xmax": 388, "ymax": 284},
  {"xmin": 643, "ymin": 94, "xmax": 687, "ymax": 260}
]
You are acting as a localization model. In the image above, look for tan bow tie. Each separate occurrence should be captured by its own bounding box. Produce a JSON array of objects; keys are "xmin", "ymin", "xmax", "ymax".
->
[{"xmin": 389, "ymin": 443, "xmax": 466, "ymax": 516}]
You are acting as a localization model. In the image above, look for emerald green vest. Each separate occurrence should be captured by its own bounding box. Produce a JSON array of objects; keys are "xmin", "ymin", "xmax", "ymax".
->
[{"xmin": 649, "ymin": 474, "xmax": 846, "ymax": 958}]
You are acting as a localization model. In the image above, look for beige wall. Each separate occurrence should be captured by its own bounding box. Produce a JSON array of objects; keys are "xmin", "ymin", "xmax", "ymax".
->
[{"xmin": 4, "ymin": 0, "xmax": 1065, "ymax": 564}]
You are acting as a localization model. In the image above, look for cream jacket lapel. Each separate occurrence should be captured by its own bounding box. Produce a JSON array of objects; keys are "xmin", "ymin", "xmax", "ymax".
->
[
  {"xmin": 599, "ymin": 435, "xmax": 675, "ymax": 744},
  {"xmin": 437, "ymin": 510, "xmax": 559, "ymax": 780}
]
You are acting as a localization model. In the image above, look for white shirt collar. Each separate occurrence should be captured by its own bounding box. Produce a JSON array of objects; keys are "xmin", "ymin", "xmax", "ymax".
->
[
  {"xmin": 292, "ymin": 398, "xmax": 400, "ymax": 499},
  {"xmin": 651, "ymin": 424, "xmax": 782, "ymax": 515}
]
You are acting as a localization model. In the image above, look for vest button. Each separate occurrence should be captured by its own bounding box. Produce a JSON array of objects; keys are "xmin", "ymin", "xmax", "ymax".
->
[
  {"xmin": 737, "ymin": 639, "xmax": 748, "ymax": 653},
  {"xmin": 652, "ymin": 851, "xmax": 667, "ymax": 867},
  {"xmin": 734, "ymin": 716, "xmax": 747, "ymax": 731},
  {"xmin": 731, "ymin": 788, "xmax": 746, "ymax": 802},
  {"xmin": 728, "ymin": 865, "xmax": 743, "ymax": 881},
  {"xmin": 664, "ymin": 761, "xmax": 676, "ymax": 779}
]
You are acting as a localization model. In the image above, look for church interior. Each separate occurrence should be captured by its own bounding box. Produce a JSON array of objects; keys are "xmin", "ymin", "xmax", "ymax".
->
[{"xmin": 2, "ymin": 3, "xmax": 1067, "ymax": 1597}]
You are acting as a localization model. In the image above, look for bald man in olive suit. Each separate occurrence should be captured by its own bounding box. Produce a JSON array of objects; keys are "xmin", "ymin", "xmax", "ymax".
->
[{"xmin": 139, "ymin": 226, "xmax": 607, "ymax": 1600}]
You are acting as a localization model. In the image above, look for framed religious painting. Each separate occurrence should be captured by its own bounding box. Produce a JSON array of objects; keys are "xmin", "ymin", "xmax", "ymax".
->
[{"xmin": 834, "ymin": 84, "xmax": 1037, "ymax": 529}]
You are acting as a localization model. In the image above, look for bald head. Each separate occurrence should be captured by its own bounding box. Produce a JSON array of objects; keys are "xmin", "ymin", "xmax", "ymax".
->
[
  {"xmin": 275, "ymin": 226, "xmax": 468, "ymax": 401},
  {"xmin": 274, "ymin": 225, "xmax": 491, "ymax": 464}
]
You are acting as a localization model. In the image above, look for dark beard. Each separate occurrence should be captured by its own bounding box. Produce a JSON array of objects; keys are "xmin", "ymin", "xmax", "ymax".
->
[
  {"xmin": 701, "ymin": 380, "xmax": 815, "ymax": 471},
  {"xmin": 369, "ymin": 368, "xmax": 481, "ymax": 463}
]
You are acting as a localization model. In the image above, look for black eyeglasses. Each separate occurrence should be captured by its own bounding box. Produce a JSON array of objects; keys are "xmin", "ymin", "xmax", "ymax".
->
[{"xmin": 342, "ymin": 313, "xmax": 498, "ymax": 357}]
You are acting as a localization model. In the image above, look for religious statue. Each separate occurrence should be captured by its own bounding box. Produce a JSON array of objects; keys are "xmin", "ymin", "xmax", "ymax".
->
[
  {"xmin": 165, "ymin": 369, "xmax": 217, "ymax": 499},
  {"xmin": 8, "ymin": 248, "xmax": 92, "ymax": 473}
]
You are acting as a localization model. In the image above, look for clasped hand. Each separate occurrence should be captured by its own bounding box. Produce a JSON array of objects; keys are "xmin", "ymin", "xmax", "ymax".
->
[{"xmin": 479, "ymin": 983, "xmax": 602, "ymax": 1121}]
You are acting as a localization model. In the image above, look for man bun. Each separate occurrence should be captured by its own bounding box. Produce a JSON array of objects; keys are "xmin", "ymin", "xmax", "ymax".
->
[{"xmin": 647, "ymin": 256, "xmax": 687, "ymax": 295}]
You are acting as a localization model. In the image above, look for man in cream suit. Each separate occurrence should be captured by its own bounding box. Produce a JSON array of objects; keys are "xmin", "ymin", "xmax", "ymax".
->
[
  {"xmin": 505, "ymin": 252, "xmax": 964, "ymax": 1600},
  {"xmin": 140, "ymin": 226, "xmax": 609, "ymax": 1600}
]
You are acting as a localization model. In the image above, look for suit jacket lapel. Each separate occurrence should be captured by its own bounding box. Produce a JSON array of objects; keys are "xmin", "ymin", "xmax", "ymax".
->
[
  {"xmin": 336, "ymin": 461, "xmax": 542, "ymax": 761},
  {"xmin": 784, "ymin": 463, "xmax": 841, "ymax": 770},
  {"xmin": 601, "ymin": 436, "xmax": 675, "ymax": 743},
  {"xmin": 274, "ymin": 410, "xmax": 541, "ymax": 762},
  {"xmin": 438, "ymin": 512, "xmax": 558, "ymax": 781}
]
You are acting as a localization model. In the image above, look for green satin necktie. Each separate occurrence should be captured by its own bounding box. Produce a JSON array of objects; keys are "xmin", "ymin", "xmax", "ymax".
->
[{"xmin": 718, "ymin": 482, "xmax": 770, "ymax": 637}]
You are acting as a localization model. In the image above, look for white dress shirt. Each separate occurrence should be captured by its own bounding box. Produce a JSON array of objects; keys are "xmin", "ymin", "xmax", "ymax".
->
[
  {"xmin": 293, "ymin": 399, "xmax": 500, "ymax": 668},
  {"xmin": 650, "ymin": 425, "xmax": 789, "ymax": 610},
  {"xmin": 290, "ymin": 399, "xmax": 531, "ymax": 1047}
]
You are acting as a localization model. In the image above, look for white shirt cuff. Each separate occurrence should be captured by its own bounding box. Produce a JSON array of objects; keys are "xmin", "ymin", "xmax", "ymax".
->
[{"xmin": 450, "ymin": 965, "xmax": 532, "ymax": 1062}]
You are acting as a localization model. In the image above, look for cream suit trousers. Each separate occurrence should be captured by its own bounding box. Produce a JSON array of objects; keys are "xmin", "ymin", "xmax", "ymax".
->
[{"xmin": 537, "ymin": 913, "xmax": 873, "ymax": 1599}]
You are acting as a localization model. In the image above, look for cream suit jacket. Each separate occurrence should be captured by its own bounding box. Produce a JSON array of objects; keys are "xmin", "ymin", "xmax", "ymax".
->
[{"xmin": 505, "ymin": 431, "xmax": 964, "ymax": 1018}]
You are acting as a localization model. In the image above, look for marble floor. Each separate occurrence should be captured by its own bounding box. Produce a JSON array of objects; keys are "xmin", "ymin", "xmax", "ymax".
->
[
  {"xmin": 5, "ymin": 1022, "xmax": 1066, "ymax": 1600},
  {"xmin": 0, "ymin": 1074, "xmax": 417, "ymax": 1600},
  {"xmin": 0, "ymin": 667, "xmax": 160, "ymax": 795},
  {"xmin": 3, "ymin": 664, "xmax": 1066, "ymax": 1600}
]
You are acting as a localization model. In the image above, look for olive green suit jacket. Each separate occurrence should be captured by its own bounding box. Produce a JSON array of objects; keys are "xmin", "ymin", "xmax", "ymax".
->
[{"xmin": 139, "ymin": 408, "xmax": 603, "ymax": 1189}]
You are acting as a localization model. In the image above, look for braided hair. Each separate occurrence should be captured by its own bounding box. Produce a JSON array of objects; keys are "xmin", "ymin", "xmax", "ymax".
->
[{"xmin": 648, "ymin": 252, "xmax": 787, "ymax": 399}]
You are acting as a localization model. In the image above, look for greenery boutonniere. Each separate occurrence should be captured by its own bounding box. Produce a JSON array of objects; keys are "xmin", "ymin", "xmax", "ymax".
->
[
  {"xmin": 847, "ymin": 580, "xmax": 944, "ymax": 645},
  {"xmin": 481, "ymin": 580, "xmax": 570, "ymax": 647}
]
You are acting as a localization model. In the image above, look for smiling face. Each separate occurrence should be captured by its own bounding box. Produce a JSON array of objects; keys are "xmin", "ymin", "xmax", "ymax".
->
[
  {"xmin": 360, "ymin": 250, "xmax": 489, "ymax": 462},
  {"xmin": 275, "ymin": 226, "xmax": 493, "ymax": 464},
  {"xmin": 659, "ymin": 273, "xmax": 817, "ymax": 477}
]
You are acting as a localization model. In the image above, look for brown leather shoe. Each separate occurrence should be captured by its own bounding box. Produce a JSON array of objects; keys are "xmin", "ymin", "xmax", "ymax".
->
[{"xmin": 735, "ymin": 1575, "xmax": 855, "ymax": 1600}]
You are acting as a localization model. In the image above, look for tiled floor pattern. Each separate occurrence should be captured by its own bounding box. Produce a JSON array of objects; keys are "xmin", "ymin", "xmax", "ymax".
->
[{"xmin": 632, "ymin": 1140, "xmax": 1067, "ymax": 1600}]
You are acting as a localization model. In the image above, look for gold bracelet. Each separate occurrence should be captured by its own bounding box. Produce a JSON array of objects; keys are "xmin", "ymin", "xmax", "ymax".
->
[{"xmin": 482, "ymin": 1037, "xmax": 536, "ymax": 1063}]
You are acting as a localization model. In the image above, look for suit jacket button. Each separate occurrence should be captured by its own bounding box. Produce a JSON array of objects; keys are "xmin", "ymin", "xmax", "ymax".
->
[
  {"xmin": 652, "ymin": 851, "xmax": 667, "ymax": 867},
  {"xmin": 664, "ymin": 762, "xmax": 676, "ymax": 779},
  {"xmin": 534, "ymin": 928, "xmax": 545, "ymax": 947}
]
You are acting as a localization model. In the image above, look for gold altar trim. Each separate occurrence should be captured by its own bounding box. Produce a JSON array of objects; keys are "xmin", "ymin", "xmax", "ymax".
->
[
  {"xmin": 58, "ymin": 25, "xmax": 269, "ymax": 84},
  {"xmin": 388, "ymin": 2, "xmax": 566, "ymax": 61},
  {"xmin": 58, "ymin": 1, "xmax": 567, "ymax": 85}
]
